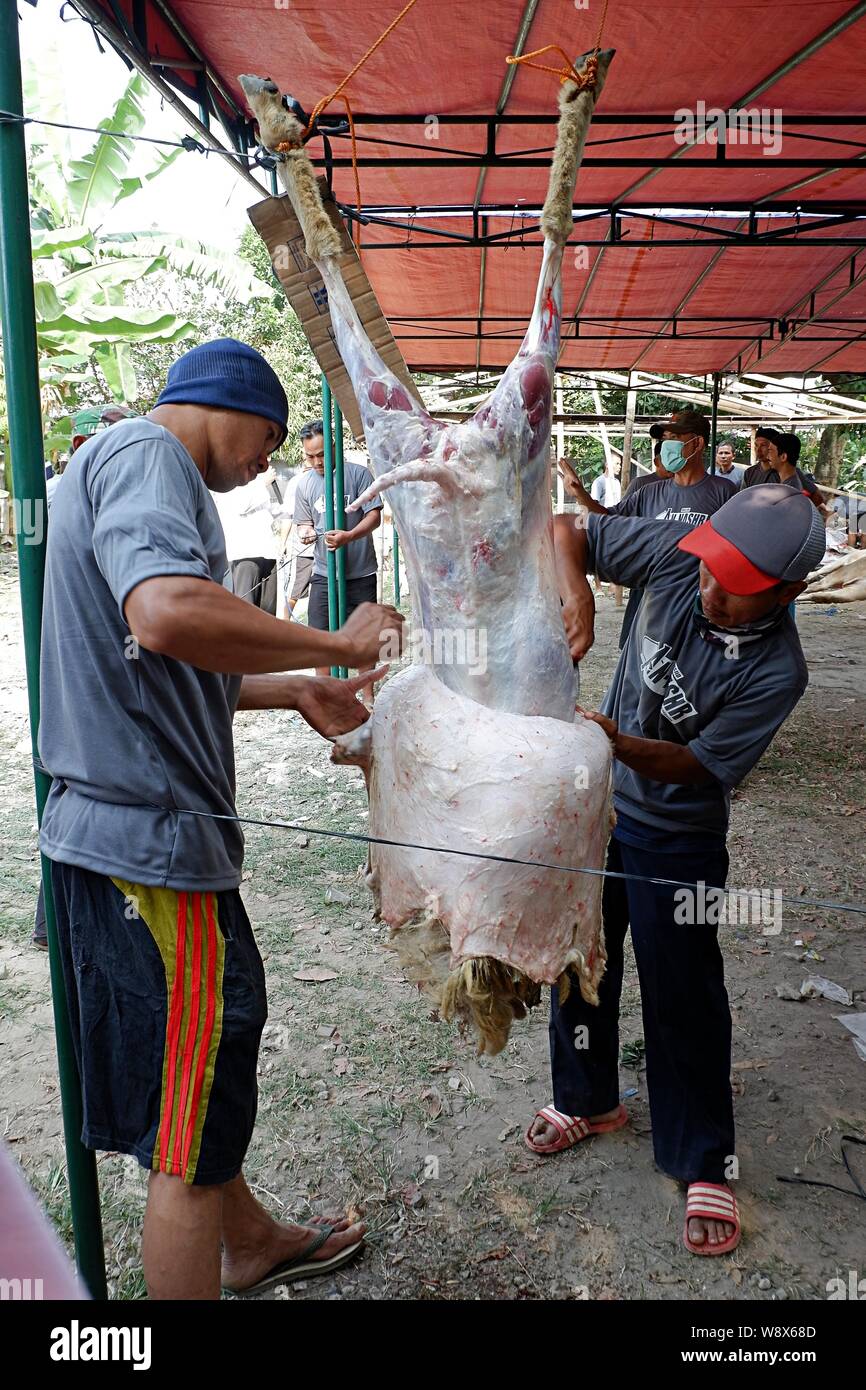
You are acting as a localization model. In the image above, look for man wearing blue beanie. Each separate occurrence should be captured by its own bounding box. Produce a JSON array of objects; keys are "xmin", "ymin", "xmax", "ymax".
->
[{"xmin": 38, "ymin": 339, "xmax": 404, "ymax": 1298}]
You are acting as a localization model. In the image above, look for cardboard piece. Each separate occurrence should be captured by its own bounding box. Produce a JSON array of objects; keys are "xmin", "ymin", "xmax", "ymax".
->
[{"xmin": 247, "ymin": 183, "xmax": 423, "ymax": 440}]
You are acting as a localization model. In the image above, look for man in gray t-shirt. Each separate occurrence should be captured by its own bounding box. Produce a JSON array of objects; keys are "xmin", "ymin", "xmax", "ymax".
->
[
  {"xmin": 294, "ymin": 420, "xmax": 383, "ymax": 696},
  {"xmin": 602, "ymin": 415, "xmax": 736, "ymax": 648},
  {"xmin": 529, "ymin": 486, "xmax": 824, "ymax": 1260},
  {"xmin": 38, "ymin": 340, "xmax": 403, "ymax": 1301}
]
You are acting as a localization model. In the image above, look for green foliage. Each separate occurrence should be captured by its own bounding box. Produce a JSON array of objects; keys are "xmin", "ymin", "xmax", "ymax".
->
[
  {"xmin": 123, "ymin": 226, "xmax": 323, "ymax": 460},
  {"xmin": 13, "ymin": 60, "xmax": 273, "ymax": 454}
]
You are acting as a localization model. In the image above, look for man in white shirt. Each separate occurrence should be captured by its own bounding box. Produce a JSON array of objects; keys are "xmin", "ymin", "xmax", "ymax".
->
[
  {"xmin": 589, "ymin": 457, "xmax": 622, "ymax": 509},
  {"xmin": 212, "ymin": 465, "xmax": 289, "ymax": 612}
]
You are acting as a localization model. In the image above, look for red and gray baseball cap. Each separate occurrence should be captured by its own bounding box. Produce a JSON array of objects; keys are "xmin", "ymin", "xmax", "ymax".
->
[{"xmin": 677, "ymin": 484, "xmax": 826, "ymax": 595}]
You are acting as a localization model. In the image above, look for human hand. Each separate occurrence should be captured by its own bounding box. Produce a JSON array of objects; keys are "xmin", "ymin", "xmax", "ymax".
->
[
  {"xmin": 558, "ymin": 458, "xmax": 591, "ymax": 504},
  {"xmin": 324, "ymin": 529, "xmax": 349, "ymax": 551},
  {"xmin": 339, "ymin": 602, "xmax": 404, "ymax": 667},
  {"xmin": 562, "ymin": 592, "xmax": 595, "ymax": 661},
  {"xmin": 575, "ymin": 704, "xmax": 618, "ymax": 744},
  {"xmin": 294, "ymin": 667, "xmax": 389, "ymax": 739}
]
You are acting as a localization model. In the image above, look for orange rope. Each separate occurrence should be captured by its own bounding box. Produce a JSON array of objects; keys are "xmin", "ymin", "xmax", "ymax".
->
[
  {"xmin": 303, "ymin": 0, "xmax": 420, "ymax": 139},
  {"xmin": 296, "ymin": 0, "xmax": 421, "ymax": 233},
  {"xmin": 505, "ymin": 0, "xmax": 610, "ymax": 93},
  {"xmin": 505, "ymin": 44, "xmax": 598, "ymax": 93}
]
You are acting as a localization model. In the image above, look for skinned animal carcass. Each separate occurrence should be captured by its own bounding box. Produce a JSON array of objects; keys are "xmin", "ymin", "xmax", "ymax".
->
[{"xmin": 240, "ymin": 50, "xmax": 615, "ymax": 1051}]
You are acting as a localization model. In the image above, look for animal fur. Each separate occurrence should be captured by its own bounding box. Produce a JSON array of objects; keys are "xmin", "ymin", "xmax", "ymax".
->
[
  {"xmin": 238, "ymin": 74, "xmax": 342, "ymax": 262},
  {"xmin": 541, "ymin": 48, "xmax": 615, "ymax": 245}
]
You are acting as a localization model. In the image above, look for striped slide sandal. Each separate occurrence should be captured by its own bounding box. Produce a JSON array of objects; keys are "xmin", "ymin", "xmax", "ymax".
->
[
  {"xmin": 683, "ymin": 1182, "xmax": 741, "ymax": 1256},
  {"xmin": 525, "ymin": 1103, "xmax": 628, "ymax": 1154}
]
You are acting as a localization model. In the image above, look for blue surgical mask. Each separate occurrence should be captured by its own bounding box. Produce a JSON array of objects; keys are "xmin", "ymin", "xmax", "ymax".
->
[{"xmin": 660, "ymin": 438, "xmax": 688, "ymax": 473}]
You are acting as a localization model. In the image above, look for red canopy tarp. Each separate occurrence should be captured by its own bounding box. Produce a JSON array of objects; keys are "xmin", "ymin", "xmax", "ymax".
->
[{"xmin": 90, "ymin": 0, "xmax": 866, "ymax": 373}]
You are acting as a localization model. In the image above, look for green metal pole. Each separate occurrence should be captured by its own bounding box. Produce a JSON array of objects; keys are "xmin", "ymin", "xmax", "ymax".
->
[
  {"xmin": 393, "ymin": 526, "xmax": 401, "ymax": 606},
  {"xmin": 333, "ymin": 403, "xmax": 348, "ymax": 678},
  {"xmin": 321, "ymin": 377, "xmax": 339, "ymax": 677},
  {"xmin": 0, "ymin": 2, "xmax": 107, "ymax": 1298},
  {"xmin": 710, "ymin": 372, "xmax": 721, "ymax": 473}
]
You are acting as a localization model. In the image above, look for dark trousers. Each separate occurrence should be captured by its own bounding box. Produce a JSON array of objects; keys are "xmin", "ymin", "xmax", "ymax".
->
[
  {"xmin": 231, "ymin": 557, "xmax": 277, "ymax": 613},
  {"xmin": 549, "ymin": 833, "xmax": 734, "ymax": 1184},
  {"xmin": 307, "ymin": 573, "xmax": 378, "ymax": 631}
]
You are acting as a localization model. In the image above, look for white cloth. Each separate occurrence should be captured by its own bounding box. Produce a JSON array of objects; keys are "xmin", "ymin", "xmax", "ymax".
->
[{"xmin": 212, "ymin": 475, "xmax": 288, "ymax": 561}]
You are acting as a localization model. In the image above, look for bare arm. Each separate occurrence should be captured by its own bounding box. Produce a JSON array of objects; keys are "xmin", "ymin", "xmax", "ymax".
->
[
  {"xmin": 580, "ymin": 709, "xmax": 715, "ymax": 785},
  {"xmin": 238, "ymin": 668, "xmax": 388, "ymax": 738},
  {"xmin": 552, "ymin": 513, "xmax": 595, "ymax": 660},
  {"xmin": 557, "ymin": 458, "xmax": 606, "ymax": 515},
  {"xmin": 326, "ymin": 509, "xmax": 381, "ymax": 549},
  {"xmin": 124, "ymin": 576, "xmax": 401, "ymax": 673}
]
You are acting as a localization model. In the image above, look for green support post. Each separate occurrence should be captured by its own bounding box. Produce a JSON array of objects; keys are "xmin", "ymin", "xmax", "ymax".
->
[
  {"xmin": 321, "ymin": 377, "xmax": 339, "ymax": 677},
  {"xmin": 0, "ymin": 2, "xmax": 107, "ymax": 1298},
  {"xmin": 393, "ymin": 525, "xmax": 401, "ymax": 606},
  {"xmin": 333, "ymin": 403, "xmax": 348, "ymax": 678}
]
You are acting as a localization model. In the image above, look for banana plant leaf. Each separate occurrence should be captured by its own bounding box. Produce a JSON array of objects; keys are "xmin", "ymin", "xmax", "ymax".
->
[
  {"xmin": 37, "ymin": 309, "xmax": 196, "ymax": 354},
  {"xmin": 101, "ymin": 232, "xmax": 272, "ymax": 303},
  {"xmin": 94, "ymin": 343, "xmax": 139, "ymax": 403},
  {"xmin": 31, "ymin": 226, "xmax": 94, "ymax": 259},
  {"xmin": 53, "ymin": 256, "xmax": 168, "ymax": 306},
  {"xmin": 115, "ymin": 144, "xmax": 185, "ymax": 204},
  {"xmin": 66, "ymin": 74, "xmax": 149, "ymax": 223},
  {"xmin": 33, "ymin": 281, "xmax": 65, "ymax": 322}
]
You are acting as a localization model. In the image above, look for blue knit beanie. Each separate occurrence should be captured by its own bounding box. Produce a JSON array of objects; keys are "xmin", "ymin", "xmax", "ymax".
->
[{"xmin": 157, "ymin": 339, "xmax": 288, "ymax": 445}]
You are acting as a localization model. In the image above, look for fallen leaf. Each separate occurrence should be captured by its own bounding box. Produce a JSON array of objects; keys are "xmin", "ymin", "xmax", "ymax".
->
[
  {"xmin": 474, "ymin": 1245, "xmax": 509, "ymax": 1263},
  {"xmin": 498, "ymin": 1123, "xmax": 519, "ymax": 1142},
  {"xmin": 419, "ymin": 1087, "xmax": 443, "ymax": 1119},
  {"xmin": 732, "ymin": 1059, "xmax": 769, "ymax": 1072},
  {"xmin": 293, "ymin": 968, "xmax": 339, "ymax": 983}
]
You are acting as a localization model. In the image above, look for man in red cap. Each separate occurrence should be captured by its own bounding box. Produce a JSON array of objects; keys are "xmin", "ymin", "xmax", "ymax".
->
[{"xmin": 526, "ymin": 486, "xmax": 825, "ymax": 1257}]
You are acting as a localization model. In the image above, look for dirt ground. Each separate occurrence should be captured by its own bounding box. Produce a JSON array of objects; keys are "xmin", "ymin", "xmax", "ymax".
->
[{"xmin": 1, "ymin": 546, "xmax": 864, "ymax": 1302}]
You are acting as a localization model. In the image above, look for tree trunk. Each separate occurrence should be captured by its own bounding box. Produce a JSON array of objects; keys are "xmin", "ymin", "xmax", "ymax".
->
[{"xmin": 814, "ymin": 423, "xmax": 848, "ymax": 488}]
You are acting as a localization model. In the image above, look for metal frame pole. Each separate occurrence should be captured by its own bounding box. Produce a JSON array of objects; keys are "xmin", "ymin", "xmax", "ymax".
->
[
  {"xmin": 0, "ymin": 1, "xmax": 106, "ymax": 1298},
  {"xmin": 321, "ymin": 377, "xmax": 339, "ymax": 677},
  {"xmin": 393, "ymin": 526, "xmax": 401, "ymax": 606},
  {"xmin": 333, "ymin": 403, "xmax": 348, "ymax": 679},
  {"xmin": 710, "ymin": 373, "xmax": 721, "ymax": 471}
]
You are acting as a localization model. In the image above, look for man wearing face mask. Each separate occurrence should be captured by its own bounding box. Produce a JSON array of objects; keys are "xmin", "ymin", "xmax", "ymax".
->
[
  {"xmin": 564, "ymin": 413, "xmax": 737, "ymax": 647},
  {"xmin": 528, "ymin": 486, "xmax": 825, "ymax": 1260}
]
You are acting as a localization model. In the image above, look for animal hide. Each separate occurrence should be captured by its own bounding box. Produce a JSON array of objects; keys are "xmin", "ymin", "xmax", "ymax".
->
[{"xmin": 241, "ymin": 51, "xmax": 615, "ymax": 1051}]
